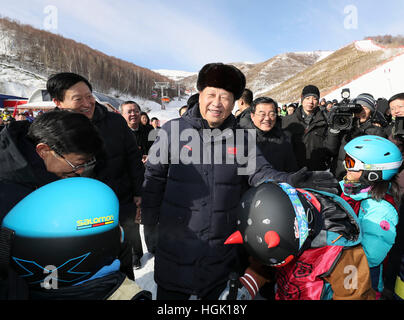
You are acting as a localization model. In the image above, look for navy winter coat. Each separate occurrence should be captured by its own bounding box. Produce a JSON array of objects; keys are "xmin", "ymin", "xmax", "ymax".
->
[{"xmin": 141, "ymin": 104, "xmax": 292, "ymax": 297}]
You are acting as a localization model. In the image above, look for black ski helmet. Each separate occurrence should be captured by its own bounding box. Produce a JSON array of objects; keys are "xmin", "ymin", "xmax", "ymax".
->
[
  {"xmin": 225, "ymin": 181, "xmax": 318, "ymax": 267},
  {"xmin": 1, "ymin": 177, "xmax": 121, "ymax": 289}
]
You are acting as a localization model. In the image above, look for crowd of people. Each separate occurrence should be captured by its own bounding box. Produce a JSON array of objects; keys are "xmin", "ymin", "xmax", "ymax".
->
[{"xmin": 0, "ymin": 62, "xmax": 403, "ymax": 301}]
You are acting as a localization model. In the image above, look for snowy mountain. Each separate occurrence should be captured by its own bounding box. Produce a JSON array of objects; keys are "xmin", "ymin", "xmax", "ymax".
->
[
  {"xmin": 244, "ymin": 50, "xmax": 333, "ymax": 96},
  {"xmin": 1, "ymin": 15, "xmax": 403, "ymax": 122},
  {"xmin": 177, "ymin": 51, "xmax": 333, "ymax": 96},
  {"xmin": 0, "ymin": 17, "xmax": 172, "ymax": 101},
  {"xmin": 263, "ymin": 39, "xmax": 404, "ymax": 104},
  {"xmin": 153, "ymin": 69, "xmax": 197, "ymax": 81}
]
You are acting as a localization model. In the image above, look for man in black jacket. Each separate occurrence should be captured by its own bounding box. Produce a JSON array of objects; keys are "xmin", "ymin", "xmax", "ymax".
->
[
  {"xmin": 239, "ymin": 96, "xmax": 298, "ymax": 173},
  {"xmin": 282, "ymin": 85, "xmax": 340, "ymax": 171},
  {"xmin": 120, "ymin": 100, "xmax": 155, "ymax": 257},
  {"xmin": 141, "ymin": 63, "xmax": 339, "ymax": 300},
  {"xmin": 47, "ymin": 73, "xmax": 145, "ymax": 275},
  {"xmin": 120, "ymin": 101, "xmax": 154, "ymax": 159},
  {"xmin": 235, "ymin": 88, "xmax": 253, "ymax": 128}
]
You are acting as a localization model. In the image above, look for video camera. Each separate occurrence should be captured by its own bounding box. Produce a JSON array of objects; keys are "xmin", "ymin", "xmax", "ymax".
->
[
  {"xmin": 328, "ymin": 88, "xmax": 363, "ymax": 131},
  {"xmin": 394, "ymin": 117, "xmax": 404, "ymax": 140}
]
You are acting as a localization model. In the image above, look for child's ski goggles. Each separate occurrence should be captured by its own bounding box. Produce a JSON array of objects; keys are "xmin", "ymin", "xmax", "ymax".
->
[{"xmin": 344, "ymin": 153, "xmax": 402, "ymax": 172}]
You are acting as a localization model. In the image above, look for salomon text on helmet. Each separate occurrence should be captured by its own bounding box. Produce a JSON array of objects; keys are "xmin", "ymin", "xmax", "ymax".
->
[
  {"xmin": 1, "ymin": 177, "xmax": 121, "ymax": 288},
  {"xmin": 344, "ymin": 135, "xmax": 402, "ymax": 182}
]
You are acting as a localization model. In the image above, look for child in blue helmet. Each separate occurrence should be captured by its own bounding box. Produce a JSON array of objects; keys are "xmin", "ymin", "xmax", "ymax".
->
[{"xmin": 340, "ymin": 135, "xmax": 402, "ymax": 296}]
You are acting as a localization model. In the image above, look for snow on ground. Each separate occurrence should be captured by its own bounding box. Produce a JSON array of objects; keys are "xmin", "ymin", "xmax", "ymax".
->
[
  {"xmin": 324, "ymin": 50, "xmax": 404, "ymax": 101},
  {"xmin": 142, "ymin": 96, "xmax": 189, "ymax": 124},
  {"xmin": 153, "ymin": 69, "xmax": 197, "ymax": 82},
  {"xmin": 133, "ymin": 225, "xmax": 157, "ymax": 299},
  {"xmin": 0, "ymin": 61, "xmax": 47, "ymax": 98},
  {"xmin": 354, "ymin": 39, "xmax": 384, "ymax": 52}
]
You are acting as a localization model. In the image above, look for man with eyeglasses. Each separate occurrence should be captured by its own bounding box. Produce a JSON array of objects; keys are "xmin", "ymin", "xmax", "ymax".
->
[
  {"xmin": 120, "ymin": 101, "xmax": 156, "ymax": 257},
  {"xmin": 47, "ymin": 73, "xmax": 145, "ymax": 274},
  {"xmin": 120, "ymin": 101, "xmax": 154, "ymax": 160},
  {"xmin": 240, "ymin": 96, "xmax": 298, "ymax": 173},
  {"xmin": 0, "ymin": 110, "xmax": 103, "ymax": 222}
]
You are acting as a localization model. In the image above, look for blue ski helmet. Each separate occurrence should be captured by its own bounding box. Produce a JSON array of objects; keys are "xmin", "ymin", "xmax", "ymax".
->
[
  {"xmin": 344, "ymin": 135, "xmax": 402, "ymax": 182},
  {"xmin": 1, "ymin": 177, "xmax": 121, "ymax": 288}
]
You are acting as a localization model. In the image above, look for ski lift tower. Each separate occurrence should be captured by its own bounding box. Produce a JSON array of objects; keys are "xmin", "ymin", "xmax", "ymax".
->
[{"xmin": 154, "ymin": 81, "xmax": 170, "ymax": 110}]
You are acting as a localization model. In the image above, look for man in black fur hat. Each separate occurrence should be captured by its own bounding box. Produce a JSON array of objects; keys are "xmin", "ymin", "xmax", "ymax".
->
[{"xmin": 141, "ymin": 65, "xmax": 339, "ymax": 300}]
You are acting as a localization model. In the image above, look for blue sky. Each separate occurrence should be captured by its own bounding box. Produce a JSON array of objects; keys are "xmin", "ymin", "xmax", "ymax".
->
[{"xmin": 1, "ymin": 0, "xmax": 404, "ymax": 72}]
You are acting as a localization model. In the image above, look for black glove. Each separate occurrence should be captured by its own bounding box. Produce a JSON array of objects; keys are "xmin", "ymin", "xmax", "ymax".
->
[{"xmin": 287, "ymin": 167, "xmax": 339, "ymax": 194}]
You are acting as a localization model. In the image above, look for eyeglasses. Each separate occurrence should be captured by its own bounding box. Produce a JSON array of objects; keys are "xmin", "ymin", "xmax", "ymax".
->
[
  {"xmin": 254, "ymin": 111, "xmax": 277, "ymax": 119},
  {"xmin": 53, "ymin": 150, "xmax": 97, "ymax": 172}
]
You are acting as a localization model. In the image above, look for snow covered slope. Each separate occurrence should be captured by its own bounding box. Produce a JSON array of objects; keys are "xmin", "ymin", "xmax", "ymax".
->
[
  {"xmin": 177, "ymin": 51, "xmax": 334, "ymax": 97},
  {"xmin": 264, "ymin": 40, "xmax": 404, "ymax": 103},
  {"xmin": 153, "ymin": 69, "xmax": 197, "ymax": 81},
  {"xmin": 0, "ymin": 62, "xmax": 47, "ymax": 98},
  {"xmin": 323, "ymin": 51, "xmax": 404, "ymax": 101}
]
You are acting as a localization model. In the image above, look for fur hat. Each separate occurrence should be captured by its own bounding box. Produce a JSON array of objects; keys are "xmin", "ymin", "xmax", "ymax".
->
[
  {"xmin": 301, "ymin": 85, "xmax": 320, "ymax": 101},
  {"xmin": 196, "ymin": 63, "xmax": 246, "ymax": 100}
]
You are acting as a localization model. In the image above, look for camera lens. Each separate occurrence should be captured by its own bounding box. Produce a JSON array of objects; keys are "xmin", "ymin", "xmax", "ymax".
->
[{"xmin": 334, "ymin": 115, "xmax": 351, "ymax": 130}]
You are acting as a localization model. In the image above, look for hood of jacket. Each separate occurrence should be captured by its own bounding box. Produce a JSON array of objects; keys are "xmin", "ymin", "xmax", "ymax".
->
[
  {"xmin": 0, "ymin": 121, "xmax": 58, "ymax": 189},
  {"xmin": 302, "ymin": 189, "xmax": 362, "ymax": 249}
]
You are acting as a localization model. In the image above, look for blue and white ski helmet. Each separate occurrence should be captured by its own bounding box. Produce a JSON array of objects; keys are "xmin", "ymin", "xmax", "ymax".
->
[{"xmin": 344, "ymin": 135, "xmax": 402, "ymax": 181}]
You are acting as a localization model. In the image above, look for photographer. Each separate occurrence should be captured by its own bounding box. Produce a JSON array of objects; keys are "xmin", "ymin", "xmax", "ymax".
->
[
  {"xmin": 282, "ymin": 85, "xmax": 340, "ymax": 171},
  {"xmin": 331, "ymin": 93, "xmax": 387, "ymax": 180}
]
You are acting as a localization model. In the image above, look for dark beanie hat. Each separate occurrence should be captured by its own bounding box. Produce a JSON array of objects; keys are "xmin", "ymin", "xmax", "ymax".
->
[
  {"xmin": 301, "ymin": 85, "xmax": 320, "ymax": 100},
  {"xmin": 196, "ymin": 63, "xmax": 246, "ymax": 100},
  {"xmin": 353, "ymin": 93, "xmax": 376, "ymax": 113}
]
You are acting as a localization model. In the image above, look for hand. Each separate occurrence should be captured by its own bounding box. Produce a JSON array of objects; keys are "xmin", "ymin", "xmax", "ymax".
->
[
  {"xmin": 219, "ymin": 270, "xmax": 262, "ymax": 300},
  {"xmin": 219, "ymin": 279, "xmax": 253, "ymax": 300},
  {"xmin": 288, "ymin": 167, "xmax": 339, "ymax": 194}
]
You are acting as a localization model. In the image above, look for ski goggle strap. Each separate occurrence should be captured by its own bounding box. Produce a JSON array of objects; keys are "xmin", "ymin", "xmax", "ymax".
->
[
  {"xmin": 278, "ymin": 183, "xmax": 309, "ymax": 249},
  {"xmin": 344, "ymin": 153, "xmax": 403, "ymax": 172}
]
